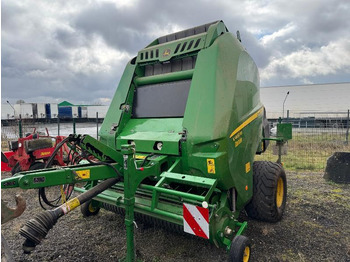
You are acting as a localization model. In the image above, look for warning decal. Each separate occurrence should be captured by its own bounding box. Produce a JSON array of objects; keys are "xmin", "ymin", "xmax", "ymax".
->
[
  {"xmin": 183, "ymin": 203, "xmax": 209, "ymax": 239},
  {"xmin": 61, "ymin": 198, "xmax": 80, "ymax": 214},
  {"xmin": 207, "ymin": 159, "xmax": 216, "ymax": 174},
  {"xmin": 75, "ymin": 170, "xmax": 90, "ymax": 179},
  {"xmin": 245, "ymin": 162, "xmax": 251, "ymax": 173}
]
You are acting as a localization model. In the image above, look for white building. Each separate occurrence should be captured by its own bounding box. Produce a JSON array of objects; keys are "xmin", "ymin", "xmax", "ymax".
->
[
  {"xmin": 261, "ymin": 82, "xmax": 350, "ymax": 119},
  {"xmin": 1, "ymin": 104, "xmax": 15, "ymax": 120}
]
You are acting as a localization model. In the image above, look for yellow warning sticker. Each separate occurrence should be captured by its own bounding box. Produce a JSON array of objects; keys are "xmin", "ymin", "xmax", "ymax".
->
[
  {"xmin": 245, "ymin": 162, "xmax": 251, "ymax": 173},
  {"xmin": 76, "ymin": 170, "xmax": 90, "ymax": 179},
  {"xmin": 135, "ymin": 155, "xmax": 146, "ymax": 159},
  {"xmin": 66, "ymin": 198, "xmax": 80, "ymax": 211},
  {"xmin": 207, "ymin": 159, "xmax": 216, "ymax": 174}
]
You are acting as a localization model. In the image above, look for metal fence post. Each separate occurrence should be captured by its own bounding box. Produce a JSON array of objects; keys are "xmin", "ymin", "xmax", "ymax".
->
[
  {"xmin": 19, "ymin": 115, "xmax": 23, "ymax": 138},
  {"xmin": 346, "ymin": 109, "xmax": 349, "ymax": 145},
  {"xmin": 73, "ymin": 117, "xmax": 76, "ymax": 135},
  {"xmin": 57, "ymin": 116, "xmax": 60, "ymax": 136},
  {"xmin": 96, "ymin": 112, "xmax": 99, "ymax": 139}
]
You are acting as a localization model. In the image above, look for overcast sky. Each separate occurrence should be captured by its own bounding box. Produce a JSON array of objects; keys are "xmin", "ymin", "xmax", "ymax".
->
[{"xmin": 2, "ymin": 0, "xmax": 350, "ymax": 105}]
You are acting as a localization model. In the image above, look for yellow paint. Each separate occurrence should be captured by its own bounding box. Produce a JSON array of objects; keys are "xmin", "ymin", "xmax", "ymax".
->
[
  {"xmin": 207, "ymin": 159, "xmax": 216, "ymax": 174},
  {"xmin": 135, "ymin": 155, "xmax": 146, "ymax": 159},
  {"xmin": 243, "ymin": 246, "xmax": 250, "ymax": 262},
  {"xmin": 229, "ymin": 107, "xmax": 263, "ymax": 138},
  {"xmin": 245, "ymin": 162, "xmax": 251, "ymax": 173},
  {"xmin": 276, "ymin": 177, "xmax": 284, "ymax": 208},
  {"xmin": 66, "ymin": 198, "xmax": 80, "ymax": 211},
  {"xmin": 232, "ymin": 131, "xmax": 242, "ymax": 141},
  {"xmin": 88, "ymin": 202, "xmax": 97, "ymax": 213},
  {"xmin": 235, "ymin": 137, "xmax": 242, "ymax": 147},
  {"xmin": 163, "ymin": 48, "xmax": 171, "ymax": 57},
  {"xmin": 40, "ymin": 151, "xmax": 51, "ymax": 156},
  {"xmin": 76, "ymin": 170, "xmax": 90, "ymax": 179}
]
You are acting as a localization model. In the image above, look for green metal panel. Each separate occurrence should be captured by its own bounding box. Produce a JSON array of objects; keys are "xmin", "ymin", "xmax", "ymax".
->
[
  {"xmin": 1, "ymin": 164, "xmax": 120, "ymax": 189},
  {"xmin": 182, "ymin": 32, "xmax": 262, "ymax": 210},
  {"xmin": 99, "ymin": 61, "xmax": 137, "ymax": 148},
  {"xmin": 134, "ymin": 69, "xmax": 194, "ymax": 86},
  {"xmin": 136, "ymin": 34, "xmax": 206, "ymax": 64},
  {"xmin": 116, "ymin": 118, "xmax": 183, "ymax": 155},
  {"xmin": 277, "ymin": 123, "xmax": 293, "ymax": 140}
]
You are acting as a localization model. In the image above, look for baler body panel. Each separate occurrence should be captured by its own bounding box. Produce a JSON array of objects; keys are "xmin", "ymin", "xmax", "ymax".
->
[{"xmin": 99, "ymin": 62, "xmax": 137, "ymax": 148}]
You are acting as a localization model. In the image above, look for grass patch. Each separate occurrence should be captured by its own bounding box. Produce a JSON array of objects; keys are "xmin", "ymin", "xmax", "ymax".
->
[{"xmin": 256, "ymin": 132, "xmax": 350, "ymax": 171}]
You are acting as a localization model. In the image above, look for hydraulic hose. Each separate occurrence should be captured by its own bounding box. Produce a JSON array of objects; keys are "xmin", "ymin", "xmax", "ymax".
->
[
  {"xmin": 20, "ymin": 176, "xmax": 120, "ymax": 254},
  {"xmin": 38, "ymin": 136, "xmax": 71, "ymax": 209},
  {"xmin": 44, "ymin": 136, "xmax": 70, "ymax": 168}
]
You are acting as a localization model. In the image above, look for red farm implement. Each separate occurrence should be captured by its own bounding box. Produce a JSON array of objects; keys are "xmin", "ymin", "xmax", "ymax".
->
[{"xmin": 3, "ymin": 129, "xmax": 70, "ymax": 175}]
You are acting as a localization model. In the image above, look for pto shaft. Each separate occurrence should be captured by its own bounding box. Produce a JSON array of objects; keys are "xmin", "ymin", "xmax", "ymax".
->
[{"xmin": 19, "ymin": 177, "xmax": 120, "ymax": 253}]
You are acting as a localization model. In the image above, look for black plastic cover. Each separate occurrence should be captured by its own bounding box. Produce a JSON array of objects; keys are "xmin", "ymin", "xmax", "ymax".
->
[{"xmin": 132, "ymin": 80, "xmax": 191, "ymax": 118}]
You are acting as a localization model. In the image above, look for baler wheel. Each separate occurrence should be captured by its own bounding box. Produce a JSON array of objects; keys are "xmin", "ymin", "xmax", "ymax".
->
[
  {"xmin": 228, "ymin": 235, "xmax": 251, "ymax": 262},
  {"xmin": 245, "ymin": 161, "xmax": 287, "ymax": 222},
  {"xmin": 81, "ymin": 200, "xmax": 100, "ymax": 217},
  {"xmin": 11, "ymin": 163, "xmax": 22, "ymax": 176}
]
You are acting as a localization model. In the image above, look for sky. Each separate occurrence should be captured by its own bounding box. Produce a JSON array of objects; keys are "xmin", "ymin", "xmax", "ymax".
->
[{"xmin": 1, "ymin": 0, "xmax": 350, "ymax": 105}]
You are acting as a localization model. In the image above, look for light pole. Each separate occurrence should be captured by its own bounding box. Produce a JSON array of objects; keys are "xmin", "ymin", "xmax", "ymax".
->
[
  {"xmin": 282, "ymin": 91, "xmax": 290, "ymax": 120},
  {"xmin": 7, "ymin": 100, "xmax": 15, "ymax": 118}
]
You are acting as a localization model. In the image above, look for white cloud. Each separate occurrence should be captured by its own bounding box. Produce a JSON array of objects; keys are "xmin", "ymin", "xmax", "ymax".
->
[
  {"xmin": 68, "ymin": 36, "xmax": 130, "ymax": 75},
  {"xmin": 261, "ymin": 38, "xmax": 350, "ymax": 82},
  {"xmin": 261, "ymin": 23, "xmax": 297, "ymax": 46}
]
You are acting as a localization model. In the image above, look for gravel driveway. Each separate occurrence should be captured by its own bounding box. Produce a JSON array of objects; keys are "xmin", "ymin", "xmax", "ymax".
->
[{"xmin": 1, "ymin": 171, "xmax": 349, "ymax": 262}]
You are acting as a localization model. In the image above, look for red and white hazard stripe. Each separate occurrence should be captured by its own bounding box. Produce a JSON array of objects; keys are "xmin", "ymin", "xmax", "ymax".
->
[{"xmin": 183, "ymin": 203, "xmax": 209, "ymax": 239}]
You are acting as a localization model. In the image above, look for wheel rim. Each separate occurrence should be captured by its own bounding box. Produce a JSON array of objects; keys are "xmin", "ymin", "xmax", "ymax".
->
[
  {"xmin": 88, "ymin": 203, "xmax": 96, "ymax": 213},
  {"xmin": 243, "ymin": 246, "xmax": 250, "ymax": 262},
  {"xmin": 276, "ymin": 177, "xmax": 284, "ymax": 208}
]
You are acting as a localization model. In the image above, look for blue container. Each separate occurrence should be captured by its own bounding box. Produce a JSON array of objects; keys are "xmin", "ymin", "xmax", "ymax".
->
[
  {"xmin": 58, "ymin": 106, "xmax": 73, "ymax": 119},
  {"xmin": 45, "ymin": 104, "xmax": 51, "ymax": 119}
]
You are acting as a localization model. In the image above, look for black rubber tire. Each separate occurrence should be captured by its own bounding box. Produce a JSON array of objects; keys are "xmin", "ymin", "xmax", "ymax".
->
[
  {"xmin": 11, "ymin": 163, "xmax": 22, "ymax": 176},
  {"xmin": 81, "ymin": 200, "xmax": 100, "ymax": 217},
  {"xmin": 245, "ymin": 161, "xmax": 287, "ymax": 222},
  {"xmin": 228, "ymin": 235, "xmax": 251, "ymax": 262},
  {"xmin": 29, "ymin": 162, "xmax": 46, "ymax": 170}
]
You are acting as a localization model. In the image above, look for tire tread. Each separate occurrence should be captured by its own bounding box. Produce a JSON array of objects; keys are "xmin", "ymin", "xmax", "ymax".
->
[{"xmin": 245, "ymin": 161, "xmax": 287, "ymax": 222}]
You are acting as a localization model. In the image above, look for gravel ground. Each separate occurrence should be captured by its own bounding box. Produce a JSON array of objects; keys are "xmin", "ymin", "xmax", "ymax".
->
[{"xmin": 1, "ymin": 171, "xmax": 350, "ymax": 262}]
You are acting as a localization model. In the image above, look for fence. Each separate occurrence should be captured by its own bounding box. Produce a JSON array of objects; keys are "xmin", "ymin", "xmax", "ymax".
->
[
  {"xmin": 2, "ymin": 111, "xmax": 350, "ymax": 172},
  {"xmin": 1, "ymin": 118, "xmax": 101, "ymax": 151},
  {"xmin": 256, "ymin": 110, "xmax": 350, "ymax": 171}
]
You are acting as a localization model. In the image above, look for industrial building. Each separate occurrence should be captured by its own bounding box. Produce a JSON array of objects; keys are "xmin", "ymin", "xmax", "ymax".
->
[{"xmin": 261, "ymin": 82, "xmax": 350, "ymax": 119}]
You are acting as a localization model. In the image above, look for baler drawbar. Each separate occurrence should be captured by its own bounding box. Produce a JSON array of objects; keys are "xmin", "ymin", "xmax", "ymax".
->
[{"xmin": 1, "ymin": 21, "xmax": 291, "ymax": 262}]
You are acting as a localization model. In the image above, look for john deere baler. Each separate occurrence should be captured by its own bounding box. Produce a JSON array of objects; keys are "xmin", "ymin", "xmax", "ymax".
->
[{"xmin": 1, "ymin": 21, "xmax": 291, "ymax": 262}]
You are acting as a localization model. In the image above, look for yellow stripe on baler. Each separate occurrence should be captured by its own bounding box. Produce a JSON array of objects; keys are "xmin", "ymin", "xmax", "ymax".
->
[{"xmin": 229, "ymin": 107, "xmax": 264, "ymax": 138}]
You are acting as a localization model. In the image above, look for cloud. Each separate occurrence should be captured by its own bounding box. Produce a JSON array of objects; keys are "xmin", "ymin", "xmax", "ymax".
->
[
  {"xmin": 1, "ymin": 0, "xmax": 350, "ymax": 104},
  {"xmin": 261, "ymin": 23, "xmax": 297, "ymax": 46},
  {"xmin": 261, "ymin": 38, "xmax": 350, "ymax": 84}
]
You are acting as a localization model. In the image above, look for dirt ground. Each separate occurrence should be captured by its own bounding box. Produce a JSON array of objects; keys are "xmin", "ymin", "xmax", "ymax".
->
[{"xmin": 1, "ymin": 171, "xmax": 350, "ymax": 262}]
